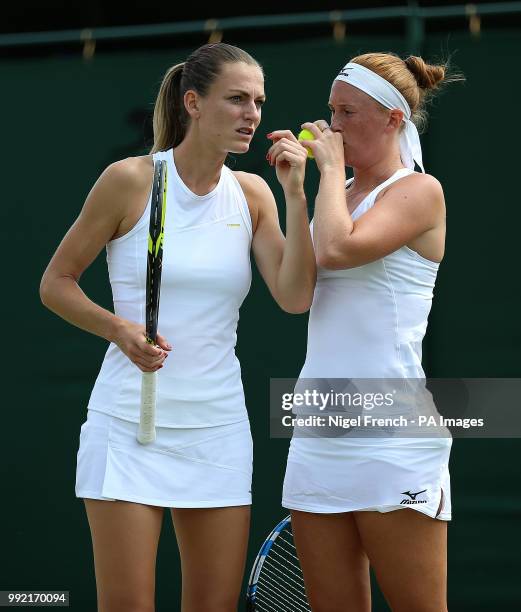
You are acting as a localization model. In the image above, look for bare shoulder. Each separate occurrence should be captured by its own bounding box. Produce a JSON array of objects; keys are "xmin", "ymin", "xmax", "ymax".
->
[
  {"xmin": 233, "ymin": 171, "xmax": 276, "ymax": 231},
  {"xmin": 233, "ymin": 170, "xmax": 272, "ymax": 199},
  {"xmin": 101, "ymin": 154, "xmax": 153, "ymax": 193},
  {"xmin": 409, "ymin": 172, "xmax": 444, "ymax": 197},
  {"xmin": 388, "ymin": 172, "xmax": 444, "ymax": 201},
  {"xmin": 80, "ymin": 155, "xmax": 154, "ymax": 241},
  {"xmin": 379, "ymin": 172, "xmax": 445, "ymax": 219}
]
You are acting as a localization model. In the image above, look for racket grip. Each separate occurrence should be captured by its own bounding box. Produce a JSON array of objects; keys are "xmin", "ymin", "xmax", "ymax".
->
[{"xmin": 138, "ymin": 371, "xmax": 157, "ymax": 444}]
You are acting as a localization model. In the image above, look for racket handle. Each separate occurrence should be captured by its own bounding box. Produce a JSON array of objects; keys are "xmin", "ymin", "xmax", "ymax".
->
[{"xmin": 138, "ymin": 371, "xmax": 157, "ymax": 444}]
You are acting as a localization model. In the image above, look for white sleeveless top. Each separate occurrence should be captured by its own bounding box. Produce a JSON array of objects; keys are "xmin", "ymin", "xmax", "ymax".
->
[
  {"xmin": 301, "ymin": 168, "xmax": 439, "ymax": 379},
  {"xmin": 87, "ymin": 149, "xmax": 253, "ymax": 427}
]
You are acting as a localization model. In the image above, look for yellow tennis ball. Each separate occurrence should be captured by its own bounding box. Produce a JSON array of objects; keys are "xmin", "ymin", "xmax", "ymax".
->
[{"xmin": 298, "ymin": 128, "xmax": 315, "ymax": 159}]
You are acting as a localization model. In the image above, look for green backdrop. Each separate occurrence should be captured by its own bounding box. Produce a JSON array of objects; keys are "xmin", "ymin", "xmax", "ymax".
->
[{"xmin": 1, "ymin": 29, "xmax": 520, "ymax": 610}]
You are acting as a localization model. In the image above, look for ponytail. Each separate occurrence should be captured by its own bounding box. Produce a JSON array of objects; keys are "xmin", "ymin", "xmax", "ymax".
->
[{"xmin": 150, "ymin": 63, "xmax": 188, "ymax": 153}]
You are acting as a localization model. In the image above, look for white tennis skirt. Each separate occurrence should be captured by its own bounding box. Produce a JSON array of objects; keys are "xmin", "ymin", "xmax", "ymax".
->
[
  {"xmin": 75, "ymin": 410, "xmax": 253, "ymax": 507},
  {"xmin": 282, "ymin": 437, "xmax": 452, "ymax": 520}
]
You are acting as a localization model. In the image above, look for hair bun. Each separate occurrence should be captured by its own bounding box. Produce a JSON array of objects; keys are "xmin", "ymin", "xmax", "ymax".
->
[{"xmin": 404, "ymin": 56, "xmax": 445, "ymax": 90}]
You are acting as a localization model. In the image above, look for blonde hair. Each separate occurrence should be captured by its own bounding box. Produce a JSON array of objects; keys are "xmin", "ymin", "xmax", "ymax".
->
[
  {"xmin": 349, "ymin": 52, "xmax": 464, "ymax": 133},
  {"xmin": 151, "ymin": 43, "xmax": 262, "ymax": 153}
]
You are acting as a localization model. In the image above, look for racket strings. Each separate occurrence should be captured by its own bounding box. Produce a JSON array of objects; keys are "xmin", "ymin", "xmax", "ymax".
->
[
  {"xmin": 270, "ymin": 549, "xmax": 302, "ymax": 576},
  {"xmin": 263, "ymin": 552, "xmax": 306, "ymax": 592},
  {"xmin": 258, "ymin": 565, "xmax": 309, "ymax": 608},
  {"xmin": 261, "ymin": 558, "xmax": 307, "ymax": 597},
  {"xmin": 278, "ymin": 533, "xmax": 297, "ymax": 550},
  {"xmin": 271, "ymin": 540, "xmax": 303, "ymax": 569},
  {"xmin": 255, "ymin": 584, "xmax": 308, "ymax": 612},
  {"xmin": 253, "ymin": 525, "xmax": 311, "ymax": 612},
  {"xmin": 257, "ymin": 560, "xmax": 308, "ymax": 609}
]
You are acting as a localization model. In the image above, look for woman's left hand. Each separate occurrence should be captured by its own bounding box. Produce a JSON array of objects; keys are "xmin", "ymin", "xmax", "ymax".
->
[{"xmin": 299, "ymin": 121, "xmax": 345, "ymax": 173}]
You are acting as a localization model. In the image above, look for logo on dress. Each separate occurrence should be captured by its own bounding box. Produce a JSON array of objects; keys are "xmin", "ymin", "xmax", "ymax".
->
[
  {"xmin": 400, "ymin": 489, "xmax": 428, "ymax": 505},
  {"xmin": 227, "ymin": 223, "xmax": 241, "ymax": 228}
]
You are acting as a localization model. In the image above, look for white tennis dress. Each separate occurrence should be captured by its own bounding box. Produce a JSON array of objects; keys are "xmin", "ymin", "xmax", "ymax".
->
[
  {"xmin": 76, "ymin": 149, "xmax": 254, "ymax": 507},
  {"xmin": 282, "ymin": 168, "xmax": 452, "ymax": 520}
]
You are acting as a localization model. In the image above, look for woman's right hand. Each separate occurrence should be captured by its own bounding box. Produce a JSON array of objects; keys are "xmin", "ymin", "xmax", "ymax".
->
[
  {"xmin": 114, "ymin": 319, "xmax": 171, "ymax": 372},
  {"xmin": 267, "ymin": 130, "xmax": 308, "ymax": 196}
]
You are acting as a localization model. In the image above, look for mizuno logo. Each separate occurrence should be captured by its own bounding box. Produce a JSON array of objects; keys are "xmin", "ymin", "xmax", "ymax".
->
[
  {"xmin": 401, "ymin": 490, "xmax": 427, "ymax": 500},
  {"xmin": 400, "ymin": 489, "xmax": 428, "ymax": 505}
]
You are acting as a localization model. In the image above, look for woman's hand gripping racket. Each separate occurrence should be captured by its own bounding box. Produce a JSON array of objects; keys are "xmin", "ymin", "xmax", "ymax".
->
[{"xmin": 137, "ymin": 160, "xmax": 167, "ymax": 445}]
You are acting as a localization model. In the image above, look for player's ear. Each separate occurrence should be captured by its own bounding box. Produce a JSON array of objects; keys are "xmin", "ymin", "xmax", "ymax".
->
[
  {"xmin": 184, "ymin": 90, "xmax": 201, "ymax": 119},
  {"xmin": 387, "ymin": 109, "xmax": 404, "ymax": 132}
]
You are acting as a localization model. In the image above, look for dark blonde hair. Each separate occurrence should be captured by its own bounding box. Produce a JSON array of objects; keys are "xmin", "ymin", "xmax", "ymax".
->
[
  {"xmin": 150, "ymin": 43, "xmax": 263, "ymax": 153},
  {"xmin": 349, "ymin": 52, "xmax": 464, "ymax": 133}
]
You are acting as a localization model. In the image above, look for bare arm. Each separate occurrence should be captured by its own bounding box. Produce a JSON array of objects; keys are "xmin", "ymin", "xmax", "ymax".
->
[
  {"xmin": 40, "ymin": 157, "xmax": 170, "ymax": 372},
  {"xmin": 236, "ymin": 172, "xmax": 316, "ymax": 314},
  {"xmin": 314, "ymin": 172, "xmax": 445, "ymax": 269}
]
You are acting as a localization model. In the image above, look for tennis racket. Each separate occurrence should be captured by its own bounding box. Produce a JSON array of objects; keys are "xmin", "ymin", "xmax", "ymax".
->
[
  {"xmin": 245, "ymin": 515, "xmax": 311, "ymax": 612},
  {"xmin": 137, "ymin": 159, "xmax": 167, "ymax": 445}
]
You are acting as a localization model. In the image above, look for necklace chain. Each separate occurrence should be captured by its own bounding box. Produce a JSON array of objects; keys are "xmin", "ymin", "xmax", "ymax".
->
[
  {"xmin": 346, "ymin": 167, "xmax": 404, "ymax": 200},
  {"xmin": 346, "ymin": 181, "xmax": 379, "ymax": 200}
]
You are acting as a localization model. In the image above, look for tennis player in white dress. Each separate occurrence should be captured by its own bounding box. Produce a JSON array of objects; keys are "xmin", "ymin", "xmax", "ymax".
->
[
  {"xmin": 40, "ymin": 43, "xmax": 316, "ymax": 612},
  {"xmin": 267, "ymin": 52, "xmax": 463, "ymax": 611}
]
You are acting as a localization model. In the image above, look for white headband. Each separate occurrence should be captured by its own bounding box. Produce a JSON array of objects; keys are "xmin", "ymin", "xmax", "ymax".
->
[{"xmin": 334, "ymin": 62, "xmax": 424, "ymax": 173}]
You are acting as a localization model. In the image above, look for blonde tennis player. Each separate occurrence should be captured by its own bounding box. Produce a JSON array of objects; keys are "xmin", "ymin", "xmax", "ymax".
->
[
  {"xmin": 40, "ymin": 43, "xmax": 315, "ymax": 612},
  {"xmin": 268, "ymin": 53, "xmax": 463, "ymax": 611}
]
